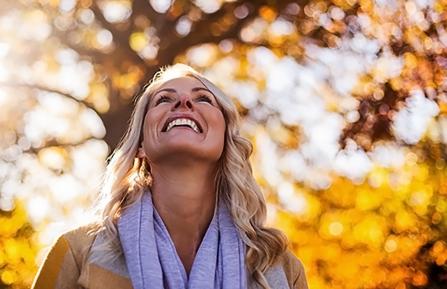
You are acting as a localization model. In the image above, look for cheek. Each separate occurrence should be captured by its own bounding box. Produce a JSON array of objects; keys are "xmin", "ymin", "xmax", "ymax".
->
[
  {"xmin": 141, "ymin": 113, "xmax": 161, "ymax": 148},
  {"xmin": 218, "ymin": 117, "xmax": 226, "ymax": 140},
  {"xmin": 210, "ymin": 113, "xmax": 226, "ymax": 144},
  {"xmin": 143, "ymin": 109, "xmax": 164, "ymax": 134}
]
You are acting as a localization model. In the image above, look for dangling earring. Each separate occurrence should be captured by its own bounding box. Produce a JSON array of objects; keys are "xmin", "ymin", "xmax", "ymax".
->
[{"xmin": 139, "ymin": 158, "xmax": 153, "ymax": 188}]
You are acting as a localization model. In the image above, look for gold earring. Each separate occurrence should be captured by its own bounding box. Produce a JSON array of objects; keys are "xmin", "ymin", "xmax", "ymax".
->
[{"xmin": 139, "ymin": 158, "xmax": 153, "ymax": 188}]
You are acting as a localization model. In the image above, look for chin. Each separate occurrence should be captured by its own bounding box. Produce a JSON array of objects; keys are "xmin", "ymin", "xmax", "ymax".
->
[{"xmin": 161, "ymin": 145, "xmax": 223, "ymax": 163}]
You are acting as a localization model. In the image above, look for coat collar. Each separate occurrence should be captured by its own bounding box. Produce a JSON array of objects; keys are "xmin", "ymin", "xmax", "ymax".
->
[
  {"xmin": 84, "ymin": 263, "xmax": 133, "ymax": 289},
  {"xmin": 78, "ymin": 230, "xmax": 133, "ymax": 289}
]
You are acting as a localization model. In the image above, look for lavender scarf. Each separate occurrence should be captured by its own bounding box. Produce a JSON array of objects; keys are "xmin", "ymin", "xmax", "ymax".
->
[{"xmin": 117, "ymin": 190, "xmax": 248, "ymax": 289}]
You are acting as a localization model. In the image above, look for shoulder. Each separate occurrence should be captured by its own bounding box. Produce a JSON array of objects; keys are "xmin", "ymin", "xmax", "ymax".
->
[
  {"xmin": 278, "ymin": 250, "xmax": 309, "ymax": 289},
  {"xmin": 61, "ymin": 223, "xmax": 98, "ymax": 245},
  {"xmin": 32, "ymin": 224, "xmax": 99, "ymax": 289},
  {"xmin": 55, "ymin": 223, "xmax": 99, "ymax": 265},
  {"xmin": 279, "ymin": 250, "xmax": 305, "ymax": 275}
]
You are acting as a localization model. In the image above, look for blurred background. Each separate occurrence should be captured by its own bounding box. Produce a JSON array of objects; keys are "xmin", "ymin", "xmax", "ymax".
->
[{"xmin": 0, "ymin": 0, "xmax": 447, "ymax": 288}]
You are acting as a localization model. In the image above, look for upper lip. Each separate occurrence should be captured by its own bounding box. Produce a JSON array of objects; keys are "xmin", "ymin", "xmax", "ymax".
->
[{"xmin": 162, "ymin": 114, "xmax": 203, "ymax": 133}]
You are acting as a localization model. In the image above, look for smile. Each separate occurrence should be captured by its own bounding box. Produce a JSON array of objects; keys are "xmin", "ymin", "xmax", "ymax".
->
[{"xmin": 165, "ymin": 118, "xmax": 201, "ymax": 133}]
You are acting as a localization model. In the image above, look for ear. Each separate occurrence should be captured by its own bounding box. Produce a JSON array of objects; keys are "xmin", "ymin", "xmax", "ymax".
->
[{"xmin": 137, "ymin": 147, "xmax": 147, "ymax": 159}]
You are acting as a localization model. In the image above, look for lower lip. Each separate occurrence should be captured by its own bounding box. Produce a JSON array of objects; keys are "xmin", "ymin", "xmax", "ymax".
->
[{"xmin": 166, "ymin": 126, "xmax": 200, "ymax": 133}]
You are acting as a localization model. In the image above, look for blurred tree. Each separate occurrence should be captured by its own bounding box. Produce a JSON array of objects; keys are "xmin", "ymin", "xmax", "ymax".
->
[
  {"xmin": 4, "ymin": 0, "xmax": 307, "ymax": 148},
  {"xmin": 0, "ymin": 0, "xmax": 446, "ymax": 289},
  {"xmin": 0, "ymin": 202, "xmax": 37, "ymax": 288},
  {"xmin": 1, "ymin": 0, "xmax": 446, "ymax": 149}
]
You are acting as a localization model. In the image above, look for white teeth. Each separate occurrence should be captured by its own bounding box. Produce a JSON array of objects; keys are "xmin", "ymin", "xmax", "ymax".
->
[{"xmin": 166, "ymin": 118, "xmax": 200, "ymax": 133}]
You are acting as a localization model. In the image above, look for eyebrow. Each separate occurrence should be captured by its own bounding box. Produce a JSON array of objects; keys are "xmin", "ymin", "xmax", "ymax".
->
[{"xmin": 154, "ymin": 87, "xmax": 212, "ymax": 96}]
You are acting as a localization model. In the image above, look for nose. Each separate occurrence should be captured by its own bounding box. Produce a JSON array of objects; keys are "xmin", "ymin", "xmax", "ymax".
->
[{"xmin": 172, "ymin": 94, "xmax": 193, "ymax": 110}]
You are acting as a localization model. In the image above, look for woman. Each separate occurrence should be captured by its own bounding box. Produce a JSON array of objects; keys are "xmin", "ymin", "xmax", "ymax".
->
[{"xmin": 31, "ymin": 64, "xmax": 309, "ymax": 289}]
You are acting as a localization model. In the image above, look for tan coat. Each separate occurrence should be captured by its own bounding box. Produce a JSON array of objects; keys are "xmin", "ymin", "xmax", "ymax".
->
[{"xmin": 31, "ymin": 225, "xmax": 309, "ymax": 289}]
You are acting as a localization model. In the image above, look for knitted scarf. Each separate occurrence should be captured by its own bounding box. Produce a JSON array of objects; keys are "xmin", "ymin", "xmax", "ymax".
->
[{"xmin": 117, "ymin": 190, "xmax": 290, "ymax": 289}]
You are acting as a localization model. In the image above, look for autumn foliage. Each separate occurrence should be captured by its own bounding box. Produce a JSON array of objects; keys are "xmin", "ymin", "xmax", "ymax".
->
[{"xmin": 0, "ymin": 0, "xmax": 447, "ymax": 288}]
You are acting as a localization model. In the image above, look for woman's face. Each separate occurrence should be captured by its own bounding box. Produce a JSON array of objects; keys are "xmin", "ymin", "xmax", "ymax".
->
[{"xmin": 140, "ymin": 76, "xmax": 226, "ymax": 165}]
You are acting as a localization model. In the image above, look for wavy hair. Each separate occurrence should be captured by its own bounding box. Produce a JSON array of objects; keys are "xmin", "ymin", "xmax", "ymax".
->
[{"xmin": 91, "ymin": 64, "xmax": 288, "ymax": 289}]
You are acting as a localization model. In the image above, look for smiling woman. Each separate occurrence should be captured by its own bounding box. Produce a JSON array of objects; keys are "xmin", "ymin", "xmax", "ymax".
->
[
  {"xmin": 141, "ymin": 77, "xmax": 226, "ymax": 170},
  {"xmin": 31, "ymin": 64, "xmax": 309, "ymax": 289}
]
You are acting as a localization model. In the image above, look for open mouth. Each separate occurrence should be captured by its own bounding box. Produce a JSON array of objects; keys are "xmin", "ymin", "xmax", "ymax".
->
[{"xmin": 162, "ymin": 117, "xmax": 203, "ymax": 133}]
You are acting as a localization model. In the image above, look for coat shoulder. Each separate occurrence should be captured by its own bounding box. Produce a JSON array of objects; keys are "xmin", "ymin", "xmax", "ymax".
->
[
  {"xmin": 62, "ymin": 223, "xmax": 98, "ymax": 244},
  {"xmin": 31, "ymin": 223, "xmax": 100, "ymax": 289},
  {"xmin": 279, "ymin": 250, "xmax": 309, "ymax": 289},
  {"xmin": 60, "ymin": 223, "xmax": 99, "ymax": 266}
]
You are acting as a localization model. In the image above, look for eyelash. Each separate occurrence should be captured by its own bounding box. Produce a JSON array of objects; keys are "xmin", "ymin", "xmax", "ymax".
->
[
  {"xmin": 155, "ymin": 95, "xmax": 213, "ymax": 105},
  {"xmin": 155, "ymin": 95, "xmax": 171, "ymax": 105},
  {"xmin": 197, "ymin": 95, "xmax": 212, "ymax": 103}
]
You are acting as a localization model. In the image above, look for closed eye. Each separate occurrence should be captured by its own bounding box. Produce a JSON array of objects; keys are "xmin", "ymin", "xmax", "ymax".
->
[
  {"xmin": 197, "ymin": 95, "xmax": 212, "ymax": 104},
  {"xmin": 155, "ymin": 95, "xmax": 172, "ymax": 105}
]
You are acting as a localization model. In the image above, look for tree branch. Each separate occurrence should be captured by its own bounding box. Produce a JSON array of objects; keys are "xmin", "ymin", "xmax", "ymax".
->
[
  {"xmin": 156, "ymin": 3, "xmax": 255, "ymax": 64},
  {"xmin": 90, "ymin": 1, "xmax": 148, "ymax": 68},
  {"xmin": 23, "ymin": 136, "xmax": 104, "ymax": 155},
  {"xmin": 0, "ymin": 82, "xmax": 97, "ymax": 112}
]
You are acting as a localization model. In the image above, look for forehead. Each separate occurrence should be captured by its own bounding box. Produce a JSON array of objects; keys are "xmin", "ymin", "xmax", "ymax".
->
[{"xmin": 156, "ymin": 76, "xmax": 206, "ymax": 91}]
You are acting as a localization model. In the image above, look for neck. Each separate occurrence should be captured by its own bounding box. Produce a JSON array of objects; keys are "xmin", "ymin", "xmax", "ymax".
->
[{"xmin": 149, "ymin": 161, "xmax": 218, "ymax": 249}]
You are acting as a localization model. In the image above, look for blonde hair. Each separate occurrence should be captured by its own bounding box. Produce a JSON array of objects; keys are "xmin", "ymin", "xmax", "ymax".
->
[{"xmin": 91, "ymin": 64, "xmax": 288, "ymax": 288}]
